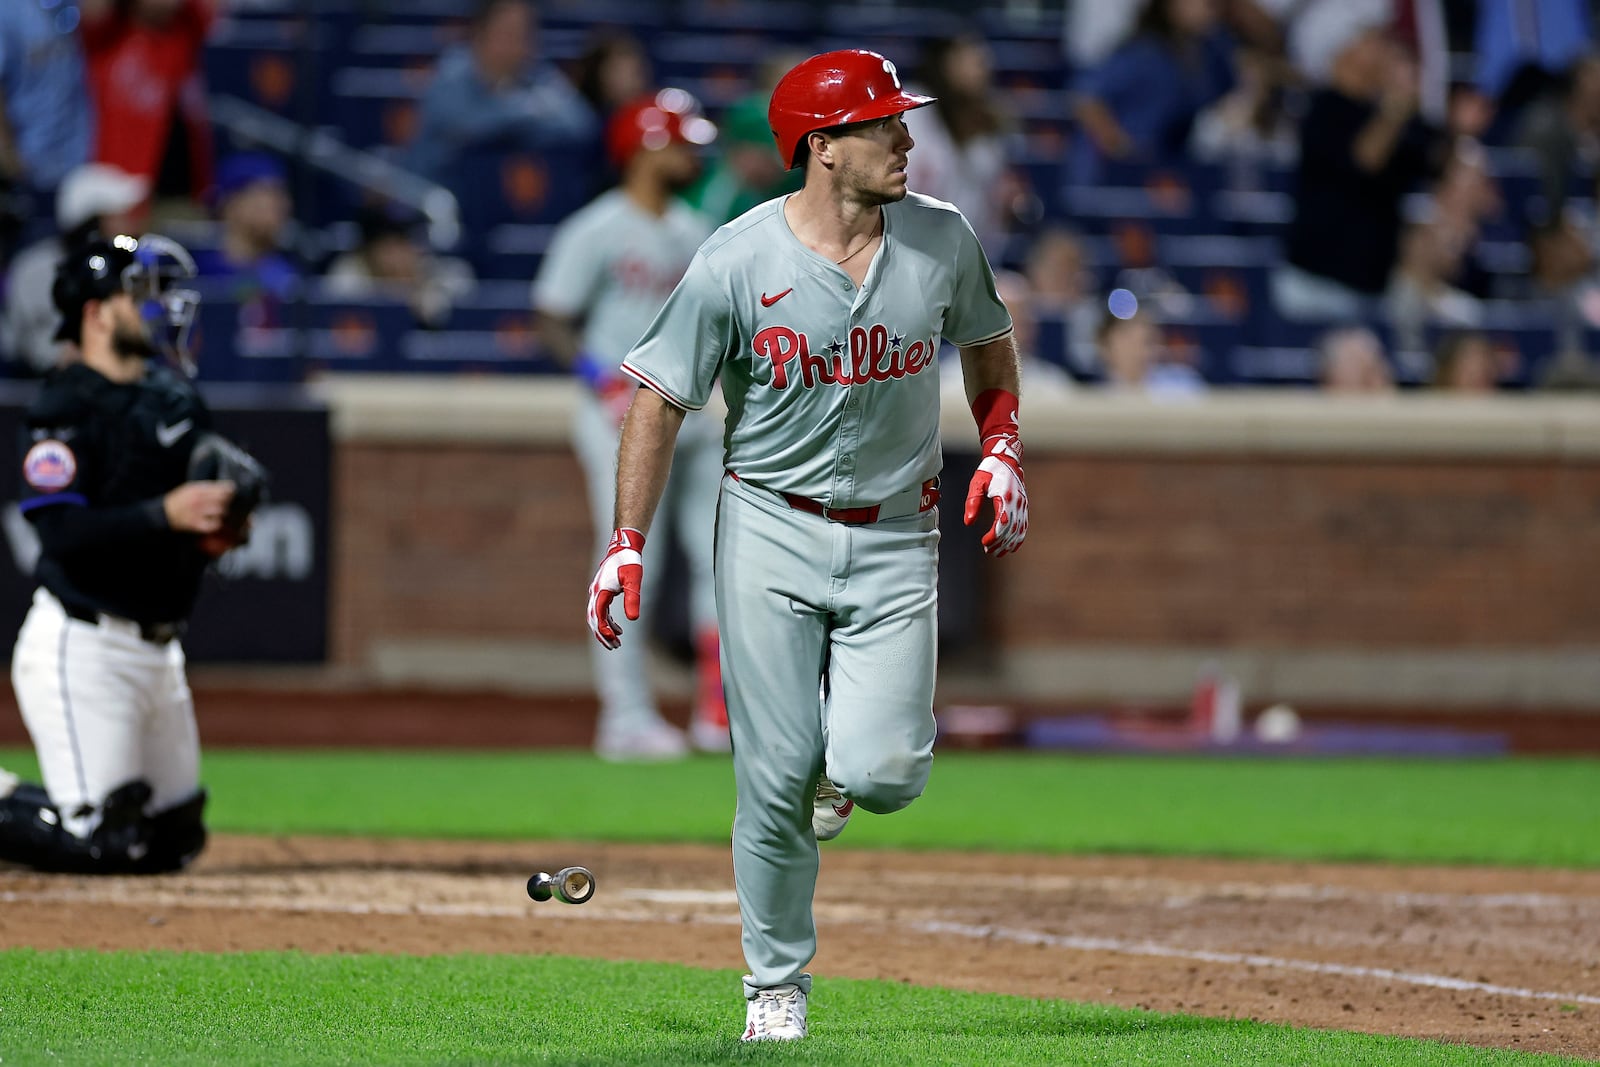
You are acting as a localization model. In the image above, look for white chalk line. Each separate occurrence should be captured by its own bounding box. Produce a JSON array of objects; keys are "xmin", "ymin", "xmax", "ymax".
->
[
  {"xmin": 911, "ymin": 921, "xmax": 1600, "ymax": 1007},
  {"xmin": 876, "ymin": 870, "xmax": 1598, "ymax": 912},
  {"xmin": 3, "ymin": 885, "xmax": 1597, "ymax": 1007}
]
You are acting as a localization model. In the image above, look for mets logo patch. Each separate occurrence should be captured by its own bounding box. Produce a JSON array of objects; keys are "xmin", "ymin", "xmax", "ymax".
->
[{"xmin": 23, "ymin": 440, "xmax": 77, "ymax": 491}]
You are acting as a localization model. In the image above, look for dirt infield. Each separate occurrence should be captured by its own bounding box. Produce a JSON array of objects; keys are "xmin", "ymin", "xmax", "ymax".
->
[{"xmin": 2, "ymin": 836, "xmax": 1596, "ymax": 1059}]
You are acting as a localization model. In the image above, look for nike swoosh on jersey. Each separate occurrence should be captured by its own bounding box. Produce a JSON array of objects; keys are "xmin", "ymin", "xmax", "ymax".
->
[
  {"xmin": 760, "ymin": 288, "xmax": 793, "ymax": 307},
  {"xmin": 156, "ymin": 419, "xmax": 192, "ymax": 448}
]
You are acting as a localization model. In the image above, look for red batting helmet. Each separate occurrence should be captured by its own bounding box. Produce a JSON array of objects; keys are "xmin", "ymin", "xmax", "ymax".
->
[
  {"xmin": 606, "ymin": 88, "xmax": 717, "ymax": 169},
  {"xmin": 768, "ymin": 49, "xmax": 936, "ymax": 170}
]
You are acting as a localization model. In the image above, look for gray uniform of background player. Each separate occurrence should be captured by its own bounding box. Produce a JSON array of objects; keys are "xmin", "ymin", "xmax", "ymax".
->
[
  {"xmin": 622, "ymin": 191, "xmax": 1011, "ymax": 995},
  {"xmin": 533, "ymin": 190, "xmax": 720, "ymax": 741}
]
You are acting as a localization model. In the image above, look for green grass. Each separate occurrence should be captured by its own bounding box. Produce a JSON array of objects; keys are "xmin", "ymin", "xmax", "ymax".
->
[
  {"xmin": 0, "ymin": 950, "xmax": 1583, "ymax": 1067},
  {"xmin": 4, "ymin": 748, "xmax": 1595, "ymax": 867},
  {"xmin": 2, "ymin": 750, "xmax": 1594, "ymax": 1065}
]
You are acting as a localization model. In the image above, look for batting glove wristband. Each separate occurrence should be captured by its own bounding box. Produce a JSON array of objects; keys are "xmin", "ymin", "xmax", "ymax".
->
[
  {"xmin": 587, "ymin": 528, "xmax": 645, "ymax": 649},
  {"xmin": 964, "ymin": 389, "xmax": 1029, "ymax": 558}
]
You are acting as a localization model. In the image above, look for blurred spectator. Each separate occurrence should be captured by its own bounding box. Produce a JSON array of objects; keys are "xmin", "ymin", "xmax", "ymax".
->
[
  {"xmin": 1, "ymin": 164, "xmax": 146, "ymax": 375},
  {"xmin": 1317, "ymin": 325, "xmax": 1396, "ymax": 392},
  {"xmin": 1191, "ymin": 41, "xmax": 1297, "ymax": 170},
  {"xmin": 1025, "ymin": 227, "xmax": 1103, "ymax": 377},
  {"xmin": 1536, "ymin": 344, "xmax": 1600, "ymax": 390},
  {"xmin": 81, "ymin": 0, "xmax": 217, "ymax": 218},
  {"xmin": 1070, "ymin": 0, "xmax": 1237, "ymax": 186},
  {"xmin": 1514, "ymin": 53, "xmax": 1600, "ymax": 223},
  {"xmin": 904, "ymin": 33, "xmax": 1016, "ymax": 257},
  {"xmin": 683, "ymin": 96, "xmax": 799, "ymax": 224},
  {"xmin": 190, "ymin": 153, "xmax": 298, "ymax": 303},
  {"xmin": 1430, "ymin": 329, "xmax": 1500, "ymax": 392},
  {"xmin": 405, "ymin": 0, "xmax": 598, "ymax": 184},
  {"xmin": 685, "ymin": 51, "xmax": 803, "ymax": 225},
  {"xmin": 1274, "ymin": 16, "xmax": 1443, "ymax": 321},
  {"xmin": 1384, "ymin": 222, "xmax": 1483, "ymax": 354},
  {"xmin": 573, "ymin": 29, "xmax": 651, "ymax": 123},
  {"xmin": 1295, "ymin": 0, "xmax": 1454, "ymax": 127},
  {"xmin": 1286, "ymin": 0, "xmax": 1391, "ymax": 85},
  {"xmin": 0, "ymin": 0, "xmax": 94, "ymax": 244},
  {"xmin": 1524, "ymin": 213, "xmax": 1599, "ymax": 355},
  {"xmin": 1474, "ymin": 0, "xmax": 1592, "ymax": 131},
  {"xmin": 324, "ymin": 205, "xmax": 476, "ymax": 328},
  {"xmin": 1095, "ymin": 306, "xmax": 1208, "ymax": 396},
  {"xmin": 1427, "ymin": 139, "xmax": 1501, "ymax": 297}
]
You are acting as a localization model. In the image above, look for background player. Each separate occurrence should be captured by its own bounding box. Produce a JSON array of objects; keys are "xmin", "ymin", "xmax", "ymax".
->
[
  {"xmin": 585, "ymin": 50, "xmax": 1028, "ymax": 1040},
  {"xmin": 0, "ymin": 233, "xmax": 254, "ymax": 874},
  {"xmin": 535, "ymin": 91, "xmax": 729, "ymax": 759}
]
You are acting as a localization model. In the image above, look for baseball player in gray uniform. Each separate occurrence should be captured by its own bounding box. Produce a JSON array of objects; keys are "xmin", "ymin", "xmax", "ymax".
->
[
  {"xmin": 536, "ymin": 91, "xmax": 730, "ymax": 759},
  {"xmin": 585, "ymin": 51, "xmax": 1028, "ymax": 1040}
]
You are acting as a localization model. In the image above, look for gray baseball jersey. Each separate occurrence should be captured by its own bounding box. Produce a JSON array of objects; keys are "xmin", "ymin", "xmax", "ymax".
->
[
  {"xmin": 533, "ymin": 189, "xmax": 715, "ymax": 368},
  {"xmin": 621, "ymin": 192, "xmax": 1012, "ymax": 506}
]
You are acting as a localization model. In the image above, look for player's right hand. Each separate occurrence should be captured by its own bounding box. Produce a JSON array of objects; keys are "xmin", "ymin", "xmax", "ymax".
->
[
  {"xmin": 164, "ymin": 480, "xmax": 236, "ymax": 534},
  {"xmin": 587, "ymin": 528, "xmax": 645, "ymax": 649}
]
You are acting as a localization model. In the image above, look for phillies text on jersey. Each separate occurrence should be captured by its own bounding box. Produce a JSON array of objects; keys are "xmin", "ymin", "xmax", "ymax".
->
[{"xmin": 751, "ymin": 323, "xmax": 937, "ymax": 390}]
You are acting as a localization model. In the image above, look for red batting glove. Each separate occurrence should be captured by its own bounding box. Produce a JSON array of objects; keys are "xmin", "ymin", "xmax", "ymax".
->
[
  {"xmin": 587, "ymin": 528, "xmax": 645, "ymax": 649},
  {"xmin": 963, "ymin": 389, "xmax": 1028, "ymax": 557},
  {"xmin": 964, "ymin": 434, "xmax": 1028, "ymax": 556}
]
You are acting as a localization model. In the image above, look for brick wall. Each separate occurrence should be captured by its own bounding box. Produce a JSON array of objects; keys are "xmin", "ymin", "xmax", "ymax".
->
[
  {"xmin": 332, "ymin": 446, "xmax": 1600, "ymax": 657},
  {"xmin": 1007, "ymin": 457, "xmax": 1600, "ymax": 649},
  {"xmin": 333, "ymin": 444, "xmax": 593, "ymax": 663},
  {"xmin": 316, "ymin": 381, "xmax": 1600, "ymax": 707}
]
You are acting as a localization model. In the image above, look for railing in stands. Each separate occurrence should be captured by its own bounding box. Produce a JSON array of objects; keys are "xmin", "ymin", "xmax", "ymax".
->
[{"xmin": 209, "ymin": 94, "xmax": 461, "ymax": 252}]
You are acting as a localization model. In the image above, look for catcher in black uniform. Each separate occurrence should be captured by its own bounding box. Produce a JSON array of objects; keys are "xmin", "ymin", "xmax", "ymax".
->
[{"xmin": 0, "ymin": 233, "xmax": 268, "ymax": 874}]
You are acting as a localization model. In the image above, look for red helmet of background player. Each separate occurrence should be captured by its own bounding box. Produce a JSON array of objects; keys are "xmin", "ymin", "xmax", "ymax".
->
[
  {"xmin": 606, "ymin": 89, "xmax": 717, "ymax": 170},
  {"xmin": 767, "ymin": 49, "xmax": 936, "ymax": 171}
]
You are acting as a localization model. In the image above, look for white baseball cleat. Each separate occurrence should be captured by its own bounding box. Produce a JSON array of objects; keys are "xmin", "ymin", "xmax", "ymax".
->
[
  {"xmin": 593, "ymin": 720, "xmax": 690, "ymax": 763},
  {"xmin": 689, "ymin": 715, "xmax": 731, "ymax": 754},
  {"xmin": 741, "ymin": 983, "xmax": 808, "ymax": 1042},
  {"xmin": 812, "ymin": 777, "xmax": 854, "ymax": 841}
]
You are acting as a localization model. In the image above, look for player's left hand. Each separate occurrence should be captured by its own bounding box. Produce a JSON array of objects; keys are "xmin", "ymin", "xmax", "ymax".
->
[
  {"xmin": 586, "ymin": 528, "xmax": 645, "ymax": 649},
  {"xmin": 963, "ymin": 433, "xmax": 1027, "ymax": 557}
]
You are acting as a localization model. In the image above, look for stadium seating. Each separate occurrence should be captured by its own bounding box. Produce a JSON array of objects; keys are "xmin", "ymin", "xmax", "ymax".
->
[{"xmin": 168, "ymin": 2, "xmax": 1600, "ymax": 388}]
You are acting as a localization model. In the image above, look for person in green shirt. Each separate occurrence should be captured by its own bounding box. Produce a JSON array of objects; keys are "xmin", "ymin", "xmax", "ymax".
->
[{"xmin": 683, "ymin": 95, "xmax": 801, "ymax": 224}]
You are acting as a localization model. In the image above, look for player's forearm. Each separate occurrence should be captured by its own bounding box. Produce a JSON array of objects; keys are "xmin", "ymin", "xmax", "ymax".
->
[
  {"xmin": 612, "ymin": 388, "xmax": 686, "ymax": 533},
  {"xmin": 958, "ymin": 335, "xmax": 1021, "ymax": 411},
  {"xmin": 29, "ymin": 500, "xmax": 170, "ymax": 555},
  {"xmin": 534, "ymin": 313, "xmax": 583, "ymax": 369}
]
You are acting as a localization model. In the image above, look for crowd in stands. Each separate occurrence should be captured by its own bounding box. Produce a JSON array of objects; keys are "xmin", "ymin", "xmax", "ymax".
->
[{"xmin": 3, "ymin": 0, "xmax": 1600, "ymax": 393}]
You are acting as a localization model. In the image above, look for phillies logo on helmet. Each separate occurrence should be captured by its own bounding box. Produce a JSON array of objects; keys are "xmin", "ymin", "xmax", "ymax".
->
[{"xmin": 752, "ymin": 323, "xmax": 935, "ymax": 390}]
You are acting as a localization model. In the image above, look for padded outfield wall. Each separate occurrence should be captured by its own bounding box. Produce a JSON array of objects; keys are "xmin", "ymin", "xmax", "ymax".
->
[{"xmin": 313, "ymin": 377, "xmax": 1600, "ymax": 717}]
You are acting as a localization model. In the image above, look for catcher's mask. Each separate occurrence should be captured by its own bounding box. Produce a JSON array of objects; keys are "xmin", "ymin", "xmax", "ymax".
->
[{"xmin": 52, "ymin": 233, "xmax": 202, "ymax": 377}]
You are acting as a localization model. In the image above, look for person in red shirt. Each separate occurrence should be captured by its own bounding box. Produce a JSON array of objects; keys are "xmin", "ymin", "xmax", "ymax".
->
[{"xmin": 81, "ymin": 0, "xmax": 218, "ymax": 213}]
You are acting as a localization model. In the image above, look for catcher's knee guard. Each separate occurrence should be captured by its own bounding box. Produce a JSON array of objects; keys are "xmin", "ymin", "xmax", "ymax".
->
[
  {"xmin": 0, "ymin": 779, "xmax": 188, "ymax": 875},
  {"xmin": 142, "ymin": 788, "xmax": 208, "ymax": 873}
]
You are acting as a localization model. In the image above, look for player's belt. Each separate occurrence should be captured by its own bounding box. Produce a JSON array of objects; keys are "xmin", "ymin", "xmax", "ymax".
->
[
  {"xmin": 730, "ymin": 471, "xmax": 940, "ymax": 525},
  {"xmin": 62, "ymin": 602, "xmax": 186, "ymax": 645}
]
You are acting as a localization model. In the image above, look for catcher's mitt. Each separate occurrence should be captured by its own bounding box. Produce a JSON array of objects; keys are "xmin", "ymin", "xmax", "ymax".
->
[{"xmin": 186, "ymin": 432, "xmax": 270, "ymax": 556}]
